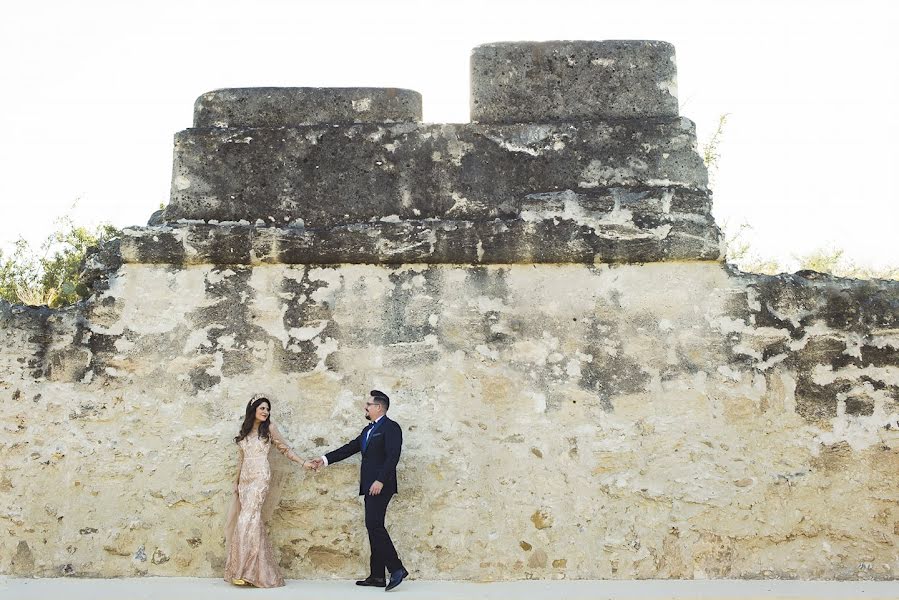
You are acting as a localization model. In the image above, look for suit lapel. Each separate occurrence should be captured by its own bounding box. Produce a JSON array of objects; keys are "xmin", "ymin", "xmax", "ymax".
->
[{"xmin": 362, "ymin": 417, "xmax": 387, "ymax": 454}]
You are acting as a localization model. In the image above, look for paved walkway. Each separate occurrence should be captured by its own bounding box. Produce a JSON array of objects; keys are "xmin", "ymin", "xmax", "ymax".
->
[{"xmin": 1, "ymin": 577, "xmax": 897, "ymax": 599}]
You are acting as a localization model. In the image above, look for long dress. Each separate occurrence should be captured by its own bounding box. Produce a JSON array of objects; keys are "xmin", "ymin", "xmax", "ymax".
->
[{"xmin": 224, "ymin": 424, "xmax": 297, "ymax": 587}]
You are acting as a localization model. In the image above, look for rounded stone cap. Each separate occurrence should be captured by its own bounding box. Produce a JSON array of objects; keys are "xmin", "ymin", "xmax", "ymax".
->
[
  {"xmin": 471, "ymin": 40, "xmax": 678, "ymax": 123},
  {"xmin": 193, "ymin": 87, "xmax": 422, "ymax": 127}
]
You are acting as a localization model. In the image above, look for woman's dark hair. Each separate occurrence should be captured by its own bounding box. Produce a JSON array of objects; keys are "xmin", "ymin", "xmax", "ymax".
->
[{"xmin": 235, "ymin": 397, "xmax": 272, "ymax": 443}]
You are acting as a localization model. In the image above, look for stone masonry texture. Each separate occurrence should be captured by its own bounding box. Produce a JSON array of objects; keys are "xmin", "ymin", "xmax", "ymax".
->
[
  {"xmin": 193, "ymin": 88, "xmax": 423, "ymax": 128},
  {"xmin": 470, "ymin": 41, "xmax": 679, "ymax": 123},
  {"xmin": 1, "ymin": 41, "xmax": 897, "ymax": 581}
]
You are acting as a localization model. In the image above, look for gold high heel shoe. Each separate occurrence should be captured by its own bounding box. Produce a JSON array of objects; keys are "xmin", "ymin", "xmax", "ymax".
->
[{"xmin": 231, "ymin": 578, "xmax": 249, "ymax": 586}]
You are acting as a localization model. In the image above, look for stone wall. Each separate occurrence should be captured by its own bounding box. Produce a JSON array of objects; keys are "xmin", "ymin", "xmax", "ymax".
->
[{"xmin": 1, "ymin": 41, "xmax": 898, "ymax": 581}]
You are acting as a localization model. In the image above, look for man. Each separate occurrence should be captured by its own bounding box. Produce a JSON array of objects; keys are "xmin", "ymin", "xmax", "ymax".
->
[{"xmin": 309, "ymin": 390, "xmax": 409, "ymax": 591}]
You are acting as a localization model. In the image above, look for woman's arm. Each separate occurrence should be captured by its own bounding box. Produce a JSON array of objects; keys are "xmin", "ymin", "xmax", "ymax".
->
[
  {"xmin": 270, "ymin": 423, "xmax": 304, "ymax": 465},
  {"xmin": 234, "ymin": 446, "xmax": 244, "ymax": 494}
]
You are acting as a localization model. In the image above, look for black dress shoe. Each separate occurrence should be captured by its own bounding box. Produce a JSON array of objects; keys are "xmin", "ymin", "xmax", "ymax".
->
[
  {"xmin": 356, "ymin": 577, "xmax": 387, "ymax": 587},
  {"xmin": 385, "ymin": 567, "xmax": 408, "ymax": 591}
]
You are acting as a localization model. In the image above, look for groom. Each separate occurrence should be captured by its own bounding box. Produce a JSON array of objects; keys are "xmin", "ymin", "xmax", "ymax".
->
[{"xmin": 310, "ymin": 390, "xmax": 409, "ymax": 591}]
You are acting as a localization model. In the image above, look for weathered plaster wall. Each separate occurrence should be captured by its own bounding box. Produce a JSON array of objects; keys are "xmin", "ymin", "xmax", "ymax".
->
[
  {"xmin": 3, "ymin": 263, "xmax": 898, "ymax": 579},
  {"xmin": 2, "ymin": 40, "xmax": 898, "ymax": 581}
]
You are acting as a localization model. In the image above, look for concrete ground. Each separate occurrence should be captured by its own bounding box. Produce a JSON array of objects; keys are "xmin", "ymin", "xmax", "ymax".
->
[{"xmin": 0, "ymin": 577, "xmax": 897, "ymax": 600}]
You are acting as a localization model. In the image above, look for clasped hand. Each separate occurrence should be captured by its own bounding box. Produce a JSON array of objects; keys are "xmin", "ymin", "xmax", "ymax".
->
[{"xmin": 303, "ymin": 457, "xmax": 324, "ymax": 472}]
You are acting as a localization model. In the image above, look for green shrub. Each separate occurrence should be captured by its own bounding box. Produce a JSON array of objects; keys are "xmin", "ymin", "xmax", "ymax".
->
[{"xmin": 0, "ymin": 215, "xmax": 120, "ymax": 307}]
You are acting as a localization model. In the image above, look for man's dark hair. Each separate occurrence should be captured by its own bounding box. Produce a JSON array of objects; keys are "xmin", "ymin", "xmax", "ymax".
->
[{"xmin": 370, "ymin": 389, "xmax": 390, "ymax": 410}]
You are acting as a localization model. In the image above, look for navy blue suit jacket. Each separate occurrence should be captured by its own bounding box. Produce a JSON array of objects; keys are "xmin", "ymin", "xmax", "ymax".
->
[{"xmin": 325, "ymin": 416, "xmax": 402, "ymax": 496}]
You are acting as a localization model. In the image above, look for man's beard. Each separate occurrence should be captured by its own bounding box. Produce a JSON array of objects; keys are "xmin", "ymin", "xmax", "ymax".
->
[{"xmin": 365, "ymin": 413, "xmax": 371, "ymax": 420}]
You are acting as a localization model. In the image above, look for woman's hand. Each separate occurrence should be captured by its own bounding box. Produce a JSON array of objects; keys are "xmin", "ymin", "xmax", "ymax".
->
[{"xmin": 233, "ymin": 481, "xmax": 239, "ymax": 494}]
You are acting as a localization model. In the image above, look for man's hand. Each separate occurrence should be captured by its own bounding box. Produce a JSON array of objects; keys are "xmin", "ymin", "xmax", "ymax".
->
[
  {"xmin": 369, "ymin": 480, "xmax": 383, "ymax": 495},
  {"xmin": 305, "ymin": 458, "xmax": 324, "ymax": 471}
]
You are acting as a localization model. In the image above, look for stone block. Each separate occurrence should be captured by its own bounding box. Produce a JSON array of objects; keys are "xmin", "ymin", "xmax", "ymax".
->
[
  {"xmin": 193, "ymin": 87, "xmax": 422, "ymax": 128},
  {"xmin": 166, "ymin": 119, "xmax": 707, "ymax": 227},
  {"xmin": 161, "ymin": 114, "xmax": 717, "ymax": 263},
  {"xmin": 471, "ymin": 40, "xmax": 678, "ymax": 123},
  {"xmin": 118, "ymin": 213, "xmax": 722, "ymax": 266}
]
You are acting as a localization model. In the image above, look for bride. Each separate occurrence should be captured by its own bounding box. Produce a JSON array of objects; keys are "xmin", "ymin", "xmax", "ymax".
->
[{"xmin": 224, "ymin": 395, "xmax": 313, "ymax": 587}]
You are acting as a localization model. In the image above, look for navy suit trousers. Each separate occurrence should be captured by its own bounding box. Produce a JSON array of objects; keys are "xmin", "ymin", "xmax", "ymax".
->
[{"xmin": 364, "ymin": 492, "xmax": 403, "ymax": 578}]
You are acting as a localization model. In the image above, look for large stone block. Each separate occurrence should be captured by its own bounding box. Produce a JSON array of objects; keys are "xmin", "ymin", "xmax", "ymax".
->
[
  {"xmin": 117, "ymin": 212, "xmax": 721, "ymax": 266},
  {"xmin": 163, "ymin": 116, "xmax": 716, "ymax": 263},
  {"xmin": 471, "ymin": 41, "xmax": 679, "ymax": 123},
  {"xmin": 164, "ymin": 119, "xmax": 713, "ymax": 261},
  {"xmin": 193, "ymin": 87, "xmax": 422, "ymax": 128},
  {"xmin": 167, "ymin": 119, "xmax": 708, "ymax": 227}
]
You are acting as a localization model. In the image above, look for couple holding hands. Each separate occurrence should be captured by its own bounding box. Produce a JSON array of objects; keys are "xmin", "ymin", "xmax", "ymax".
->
[{"xmin": 224, "ymin": 390, "xmax": 408, "ymax": 591}]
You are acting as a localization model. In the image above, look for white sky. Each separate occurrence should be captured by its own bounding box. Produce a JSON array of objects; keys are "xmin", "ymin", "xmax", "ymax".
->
[{"xmin": 1, "ymin": 0, "xmax": 896, "ymax": 270}]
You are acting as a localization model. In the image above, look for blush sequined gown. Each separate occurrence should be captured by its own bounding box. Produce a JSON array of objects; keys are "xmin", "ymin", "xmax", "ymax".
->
[{"xmin": 224, "ymin": 425, "xmax": 297, "ymax": 587}]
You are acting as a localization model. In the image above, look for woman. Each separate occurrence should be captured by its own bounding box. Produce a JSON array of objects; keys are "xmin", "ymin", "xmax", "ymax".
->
[{"xmin": 224, "ymin": 395, "xmax": 312, "ymax": 587}]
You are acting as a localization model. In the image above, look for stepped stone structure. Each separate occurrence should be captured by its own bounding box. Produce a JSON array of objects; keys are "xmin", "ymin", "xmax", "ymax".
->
[{"xmin": 2, "ymin": 41, "xmax": 898, "ymax": 581}]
